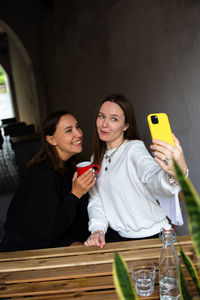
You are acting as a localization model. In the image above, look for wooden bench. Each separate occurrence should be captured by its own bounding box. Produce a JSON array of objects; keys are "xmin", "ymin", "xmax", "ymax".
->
[
  {"xmin": 1, "ymin": 117, "xmax": 17, "ymax": 126},
  {"xmin": 10, "ymin": 133, "xmax": 40, "ymax": 175}
]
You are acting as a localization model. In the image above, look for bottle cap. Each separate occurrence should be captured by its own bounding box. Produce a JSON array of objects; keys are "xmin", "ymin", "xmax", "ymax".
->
[{"xmin": 163, "ymin": 224, "xmax": 172, "ymax": 231}]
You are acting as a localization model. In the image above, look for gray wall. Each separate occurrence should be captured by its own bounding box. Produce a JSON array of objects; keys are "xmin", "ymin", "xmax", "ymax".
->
[
  {"xmin": 1, "ymin": 0, "xmax": 200, "ymax": 234},
  {"xmin": 38, "ymin": 0, "xmax": 199, "ymax": 194}
]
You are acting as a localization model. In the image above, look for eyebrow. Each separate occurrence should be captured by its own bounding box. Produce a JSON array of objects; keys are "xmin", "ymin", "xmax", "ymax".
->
[
  {"xmin": 64, "ymin": 122, "xmax": 79, "ymax": 130},
  {"xmin": 99, "ymin": 111, "xmax": 120, "ymax": 117},
  {"xmin": 64, "ymin": 126, "xmax": 72, "ymax": 130}
]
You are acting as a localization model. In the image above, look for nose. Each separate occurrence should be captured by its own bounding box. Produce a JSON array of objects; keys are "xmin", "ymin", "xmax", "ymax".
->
[
  {"xmin": 102, "ymin": 118, "xmax": 109, "ymax": 127},
  {"xmin": 74, "ymin": 128, "xmax": 83, "ymax": 137}
]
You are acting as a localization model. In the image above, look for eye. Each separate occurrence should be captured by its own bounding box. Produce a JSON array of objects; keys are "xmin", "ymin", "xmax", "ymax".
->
[
  {"xmin": 111, "ymin": 117, "xmax": 118, "ymax": 122},
  {"xmin": 98, "ymin": 114, "xmax": 105, "ymax": 119},
  {"xmin": 65, "ymin": 129, "xmax": 72, "ymax": 133}
]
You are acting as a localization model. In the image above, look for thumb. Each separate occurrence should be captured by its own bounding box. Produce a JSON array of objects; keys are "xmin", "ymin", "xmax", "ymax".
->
[
  {"xmin": 72, "ymin": 171, "xmax": 78, "ymax": 182},
  {"xmin": 172, "ymin": 133, "xmax": 181, "ymax": 147}
]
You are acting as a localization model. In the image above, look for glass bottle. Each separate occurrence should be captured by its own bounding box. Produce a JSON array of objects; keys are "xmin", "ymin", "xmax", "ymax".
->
[{"xmin": 159, "ymin": 225, "xmax": 180, "ymax": 300}]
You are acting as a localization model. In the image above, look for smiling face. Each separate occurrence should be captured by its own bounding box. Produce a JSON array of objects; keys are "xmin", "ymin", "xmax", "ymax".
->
[
  {"xmin": 46, "ymin": 114, "xmax": 83, "ymax": 160},
  {"xmin": 96, "ymin": 101, "xmax": 129, "ymax": 149}
]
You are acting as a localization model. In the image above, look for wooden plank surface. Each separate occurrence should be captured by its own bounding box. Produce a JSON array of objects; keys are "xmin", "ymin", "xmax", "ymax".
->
[
  {"xmin": 8, "ymin": 290, "xmax": 120, "ymax": 300},
  {"xmin": 0, "ymin": 235, "xmax": 197, "ymax": 300},
  {"xmin": 0, "ymin": 269, "xmax": 198, "ymax": 299},
  {"xmin": 0, "ymin": 235, "xmax": 192, "ymax": 262},
  {"xmin": 6, "ymin": 284, "xmax": 199, "ymax": 300},
  {"xmin": 0, "ymin": 256, "xmax": 198, "ymax": 285},
  {"xmin": 0, "ymin": 275, "xmax": 113, "ymax": 298},
  {"xmin": 0, "ymin": 244, "xmax": 194, "ymax": 273}
]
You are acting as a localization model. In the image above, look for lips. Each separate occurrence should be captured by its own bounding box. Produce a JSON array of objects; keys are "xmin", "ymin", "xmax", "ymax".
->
[{"xmin": 100, "ymin": 130, "xmax": 109, "ymax": 135}]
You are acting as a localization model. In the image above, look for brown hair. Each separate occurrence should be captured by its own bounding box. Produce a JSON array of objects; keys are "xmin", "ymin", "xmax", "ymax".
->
[
  {"xmin": 29, "ymin": 110, "xmax": 71, "ymax": 174},
  {"xmin": 93, "ymin": 94, "xmax": 141, "ymax": 166}
]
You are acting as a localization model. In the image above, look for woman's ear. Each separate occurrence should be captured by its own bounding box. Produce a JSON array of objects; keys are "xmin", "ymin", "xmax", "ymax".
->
[
  {"xmin": 123, "ymin": 123, "xmax": 129, "ymax": 132},
  {"xmin": 46, "ymin": 135, "xmax": 56, "ymax": 146}
]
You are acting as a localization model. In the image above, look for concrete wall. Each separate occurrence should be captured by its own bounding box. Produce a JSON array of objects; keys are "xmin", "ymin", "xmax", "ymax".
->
[
  {"xmin": 2, "ymin": 0, "xmax": 200, "ymax": 234},
  {"xmin": 38, "ymin": 0, "xmax": 200, "ymax": 195},
  {"xmin": 9, "ymin": 38, "xmax": 39, "ymax": 128}
]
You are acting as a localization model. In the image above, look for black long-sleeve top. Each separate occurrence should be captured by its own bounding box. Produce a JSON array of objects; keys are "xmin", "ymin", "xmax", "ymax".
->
[{"xmin": 0, "ymin": 161, "xmax": 89, "ymax": 252}]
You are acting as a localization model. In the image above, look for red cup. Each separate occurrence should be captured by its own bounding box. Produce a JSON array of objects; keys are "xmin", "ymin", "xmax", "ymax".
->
[{"xmin": 76, "ymin": 161, "xmax": 100, "ymax": 176}]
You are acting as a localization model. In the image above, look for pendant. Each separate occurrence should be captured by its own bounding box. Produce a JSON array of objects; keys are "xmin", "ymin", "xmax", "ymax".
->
[{"xmin": 105, "ymin": 167, "xmax": 108, "ymax": 171}]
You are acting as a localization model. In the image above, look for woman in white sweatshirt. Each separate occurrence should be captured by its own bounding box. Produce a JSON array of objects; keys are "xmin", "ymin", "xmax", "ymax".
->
[{"xmin": 84, "ymin": 94, "xmax": 188, "ymax": 248}]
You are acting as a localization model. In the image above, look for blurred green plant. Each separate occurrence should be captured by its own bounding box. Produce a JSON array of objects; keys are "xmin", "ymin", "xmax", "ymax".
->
[
  {"xmin": 0, "ymin": 66, "xmax": 7, "ymax": 93},
  {"xmin": 113, "ymin": 161, "xmax": 200, "ymax": 299},
  {"xmin": 0, "ymin": 66, "xmax": 4, "ymax": 76},
  {"xmin": 113, "ymin": 252, "xmax": 138, "ymax": 300},
  {"xmin": 0, "ymin": 74, "xmax": 6, "ymax": 85},
  {"xmin": 173, "ymin": 161, "xmax": 200, "ymax": 299}
]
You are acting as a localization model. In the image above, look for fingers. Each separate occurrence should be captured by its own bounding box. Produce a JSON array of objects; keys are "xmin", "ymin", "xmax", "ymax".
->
[
  {"xmin": 78, "ymin": 169, "xmax": 96, "ymax": 191},
  {"xmin": 154, "ymin": 156, "xmax": 172, "ymax": 172},
  {"xmin": 151, "ymin": 139, "xmax": 174, "ymax": 152},
  {"xmin": 153, "ymin": 150, "xmax": 171, "ymax": 164},
  {"xmin": 172, "ymin": 133, "xmax": 182, "ymax": 149},
  {"xmin": 84, "ymin": 233, "xmax": 105, "ymax": 248},
  {"xmin": 77, "ymin": 169, "xmax": 96, "ymax": 185},
  {"xmin": 152, "ymin": 135, "xmax": 182, "ymax": 151},
  {"xmin": 151, "ymin": 136, "xmax": 183, "ymax": 160},
  {"xmin": 78, "ymin": 169, "xmax": 95, "ymax": 185},
  {"xmin": 71, "ymin": 169, "xmax": 97, "ymax": 198},
  {"xmin": 72, "ymin": 171, "xmax": 78, "ymax": 182},
  {"xmin": 151, "ymin": 136, "xmax": 187, "ymax": 177}
]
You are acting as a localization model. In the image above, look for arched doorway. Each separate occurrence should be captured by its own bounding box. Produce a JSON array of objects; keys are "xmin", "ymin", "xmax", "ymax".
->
[
  {"xmin": 0, "ymin": 20, "xmax": 41, "ymax": 196},
  {"xmin": 0, "ymin": 19, "xmax": 40, "ymax": 131},
  {"xmin": 0, "ymin": 65, "xmax": 15, "ymax": 122}
]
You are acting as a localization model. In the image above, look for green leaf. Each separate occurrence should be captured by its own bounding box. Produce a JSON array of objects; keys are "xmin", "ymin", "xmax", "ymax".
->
[
  {"xmin": 113, "ymin": 252, "xmax": 138, "ymax": 300},
  {"xmin": 174, "ymin": 160, "xmax": 200, "ymax": 264},
  {"xmin": 179, "ymin": 264, "xmax": 192, "ymax": 300},
  {"xmin": 180, "ymin": 247, "xmax": 200, "ymax": 296}
]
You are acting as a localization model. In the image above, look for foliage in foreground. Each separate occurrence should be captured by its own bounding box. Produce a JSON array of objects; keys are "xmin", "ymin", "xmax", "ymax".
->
[
  {"xmin": 174, "ymin": 161, "xmax": 200, "ymax": 299},
  {"xmin": 113, "ymin": 252, "xmax": 138, "ymax": 300},
  {"xmin": 113, "ymin": 161, "xmax": 200, "ymax": 299}
]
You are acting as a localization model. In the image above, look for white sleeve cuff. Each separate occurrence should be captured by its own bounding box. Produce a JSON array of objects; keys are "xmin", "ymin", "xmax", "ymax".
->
[{"xmin": 88, "ymin": 221, "xmax": 108, "ymax": 235}]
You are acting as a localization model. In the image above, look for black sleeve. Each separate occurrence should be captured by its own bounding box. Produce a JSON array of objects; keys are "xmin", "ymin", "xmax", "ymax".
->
[
  {"xmin": 7, "ymin": 166, "xmax": 81, "ymax": 249},
  {"xmin": 67, "ymin": 193, "xmax": 90, "ymax": 243}
]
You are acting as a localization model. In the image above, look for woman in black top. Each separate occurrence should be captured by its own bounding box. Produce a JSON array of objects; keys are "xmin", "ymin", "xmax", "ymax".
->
[{"xmin": 0, "ymin": 111, "xmax": 95, "ymax": 251}]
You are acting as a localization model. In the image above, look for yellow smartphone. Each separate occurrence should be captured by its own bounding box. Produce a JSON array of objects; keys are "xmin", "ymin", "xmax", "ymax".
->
[{"xmin": 147, "ymin": 113, "xmax": 175, "ymax": 146}]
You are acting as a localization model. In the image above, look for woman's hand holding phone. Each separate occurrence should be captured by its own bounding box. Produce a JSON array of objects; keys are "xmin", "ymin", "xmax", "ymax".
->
[
  {"xmin": 150, "ymin": 133, "xmax": 188, "ymax": 178},
  {"xmin": 147, "ymin": 113, "xmax": 188, "ymax": 178}
]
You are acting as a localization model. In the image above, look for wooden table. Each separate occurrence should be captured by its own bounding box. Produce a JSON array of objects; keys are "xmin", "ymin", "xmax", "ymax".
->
[{"xmin": 0, "ymin": 235, "xmax": 198, "ymax": 299}]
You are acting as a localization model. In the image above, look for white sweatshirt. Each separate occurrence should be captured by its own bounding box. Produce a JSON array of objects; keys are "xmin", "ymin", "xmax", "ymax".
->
[{"xmin": 88, "ymin": 140, "xmax": 180, "ymax": 238}]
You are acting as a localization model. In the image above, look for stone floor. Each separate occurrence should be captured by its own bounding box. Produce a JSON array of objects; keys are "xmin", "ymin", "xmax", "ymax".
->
[
  {"xmin": 0, "ymin": 130, "xmax": 19, "ymax": 241},
  {"xmin": 0, "ymin": 130, "xmax": 19, "ymax": 195}
]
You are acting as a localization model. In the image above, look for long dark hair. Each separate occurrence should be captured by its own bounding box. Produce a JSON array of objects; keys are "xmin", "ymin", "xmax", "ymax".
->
[
  {"xmin": 29, "ymin": 110, "xmax": 71, "ymax": 174},
  {"xmin": 93, "ymin": 94, "xmax": 141, "ymax": 166}
]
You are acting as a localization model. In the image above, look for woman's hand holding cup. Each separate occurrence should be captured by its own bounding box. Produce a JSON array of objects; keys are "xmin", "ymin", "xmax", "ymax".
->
[
  {"xmin": 71, "ymin": 162, "xmax": 100, "ymax": 199},
  {"xmin": 76, "ymin": 161, "xmax": 100, "ymax": 176}
]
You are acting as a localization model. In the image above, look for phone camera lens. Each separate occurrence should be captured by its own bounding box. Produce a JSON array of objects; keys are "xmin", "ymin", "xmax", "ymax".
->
[{"xmin": 151, "ymin": 115, "xmax": 159, "ymax": 124}]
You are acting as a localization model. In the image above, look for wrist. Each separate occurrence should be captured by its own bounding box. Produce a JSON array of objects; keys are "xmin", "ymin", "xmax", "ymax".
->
[
  {"xmin": 92, "ymin": 230, "xmax": 104, "ymax": 235},
  {"xmin": 71, "ymin": 190, "xmax": 81, "ymax": 199},
  {"xmin": 168, "ymin": 174, "xmax": 178, "ymax": 185},
  {"xmin": 168, "ymin": 168, "xmax": 189, "ymax": 185}
]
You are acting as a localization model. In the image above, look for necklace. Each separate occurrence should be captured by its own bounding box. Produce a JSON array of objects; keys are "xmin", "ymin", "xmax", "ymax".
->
[{"xmin": 104, "ymin": 141, "xmax": 124, "ymax": 171}]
